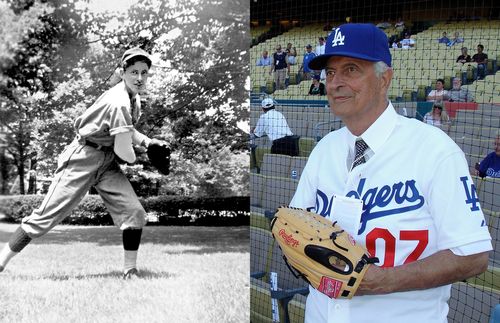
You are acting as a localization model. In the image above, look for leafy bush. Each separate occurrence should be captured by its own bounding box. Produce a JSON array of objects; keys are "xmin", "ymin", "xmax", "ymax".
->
[
  {"xmin": 0, "ymin": 195, "xmax": 249, "ymax": 226},
  {"xmin": 0, "ymin": 195, "xmax": 113, "ymax": 225}
]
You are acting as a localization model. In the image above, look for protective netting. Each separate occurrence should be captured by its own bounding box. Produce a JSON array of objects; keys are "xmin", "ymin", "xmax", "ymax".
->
[{"xmin": 250, "ymin": 1, "xmax": 500, "ymax": 322}]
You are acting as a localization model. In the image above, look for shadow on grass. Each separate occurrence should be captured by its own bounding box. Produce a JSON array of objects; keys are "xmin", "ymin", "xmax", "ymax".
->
[
  {"xmin": 13, "ymin": 269, "xmax": 176, "ymax": 281},
  {"xmin": 163, "ymin": 245, "xmax": 249, "ymax": 255},
  {"xmin": 0, "ymin": 224, "xmax": 249, "ymax": 254}
]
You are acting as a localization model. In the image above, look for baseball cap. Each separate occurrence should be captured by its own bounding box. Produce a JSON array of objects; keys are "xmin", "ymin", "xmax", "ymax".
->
[
  {"xmin": 261, "ymin": 98, "xmax": 275, "ymax": 108},
  {"xmin": 121, "ymin": 47, "xmax": 152, "ymax": 66},
  {"xmin": 308, "ymin": 23, "xmax": 391, "ymax": 70},
  {"xmin": 306, "ymin": 44, "xmax": 312, "ymax": 48}
]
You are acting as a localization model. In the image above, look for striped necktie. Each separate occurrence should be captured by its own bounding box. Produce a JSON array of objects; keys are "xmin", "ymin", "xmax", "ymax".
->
[{"xmin": 352, "ymin": 138, "xmax": 369, "ymax": 169}]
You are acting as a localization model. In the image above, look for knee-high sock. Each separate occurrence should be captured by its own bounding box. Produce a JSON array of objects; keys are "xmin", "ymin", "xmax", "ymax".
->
[
  {"xmin": 123, "ymin": 228, "xmax": 142, "ymax": 272},
  {"xmin": 0, "ymin": 226, "xmax": 32, "ymax": 269}
]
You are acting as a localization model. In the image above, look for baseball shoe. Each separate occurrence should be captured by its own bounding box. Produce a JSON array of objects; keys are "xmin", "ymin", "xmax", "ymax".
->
[{"xmin": 123, "ymin": 268, "xmax": 138, "ymax": 279}]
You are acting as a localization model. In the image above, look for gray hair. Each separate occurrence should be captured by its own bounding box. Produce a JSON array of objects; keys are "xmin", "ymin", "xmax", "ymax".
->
[{"xmin": 374, "ymin": 61, "xmax": 390, "ymax": 78}]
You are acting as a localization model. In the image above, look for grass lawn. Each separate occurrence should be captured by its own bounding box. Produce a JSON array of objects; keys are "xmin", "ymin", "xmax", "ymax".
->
[{"xmin": 0, "ymin": 222, "xmax": 249, "ymax": 323}]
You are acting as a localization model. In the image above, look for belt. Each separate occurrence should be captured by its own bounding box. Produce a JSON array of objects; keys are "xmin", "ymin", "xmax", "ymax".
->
[{"xmin": 84, "ymin": 140, "xmax": 114, "ymax": 152}]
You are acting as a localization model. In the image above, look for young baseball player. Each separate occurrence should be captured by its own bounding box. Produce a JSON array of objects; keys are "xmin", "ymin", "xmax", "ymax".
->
[
  {"xmin": 0, "ymin": 47, "xmax": 159, "ymax": 279},
  {"xmin": 290, "ymin": 24, "xmax": 492, "ymax": 323}
]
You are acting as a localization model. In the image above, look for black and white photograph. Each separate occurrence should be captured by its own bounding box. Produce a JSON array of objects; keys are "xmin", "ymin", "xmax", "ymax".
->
[{"xmin": 0, "ymin": 0, "xmax": 249, "ymax": 322}]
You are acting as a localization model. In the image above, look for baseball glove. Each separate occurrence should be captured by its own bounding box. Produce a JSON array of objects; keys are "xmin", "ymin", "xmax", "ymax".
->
[
  {"xmin": 147, "ymin": 142, "xmax": 171, "ymax": 175},
  {"xmin": 270, "ymin": 207, "xmax": 379, "ymax": 299}
]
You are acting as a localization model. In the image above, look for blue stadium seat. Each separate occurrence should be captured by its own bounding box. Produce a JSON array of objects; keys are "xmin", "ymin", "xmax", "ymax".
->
[{"xmin": 490, "ymin": 304, "xmax": 500, "ymax": 323}]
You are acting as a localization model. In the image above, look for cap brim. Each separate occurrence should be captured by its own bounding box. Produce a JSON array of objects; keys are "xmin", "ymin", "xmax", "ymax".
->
[
  {"xmin": 123, "ymin": 54, "xmax": 152, "ymax": 66},
  {"xmin": 308, "ymin": 52, "xmax": 389, "ymax": 70}
]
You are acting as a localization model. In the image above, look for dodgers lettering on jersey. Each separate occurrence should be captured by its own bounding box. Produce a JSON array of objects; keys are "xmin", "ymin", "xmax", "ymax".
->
[{"xmin": 315, "ymin": 177, "xmax": 426, "ymax": 234}]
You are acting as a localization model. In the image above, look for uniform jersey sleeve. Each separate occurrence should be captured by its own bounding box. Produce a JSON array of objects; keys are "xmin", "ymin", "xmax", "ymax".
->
[
  {"xmin": 109, "ymin": 105, "xmax": 134, "ymax": 136},
  {"xmin": 427, "ymin": 151, "xmax": 492, "ymax": 252}
]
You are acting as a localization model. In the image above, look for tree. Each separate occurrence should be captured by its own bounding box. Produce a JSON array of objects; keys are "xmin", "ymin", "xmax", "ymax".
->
[{"xmin": 0, "ymin": 0, "xmax": 91, "ymax": 194}]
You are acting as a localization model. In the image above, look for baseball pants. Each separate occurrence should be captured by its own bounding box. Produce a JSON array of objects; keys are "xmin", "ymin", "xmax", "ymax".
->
[
  {"xmin": 21, "ymin": 138, "xmax": 146, "ymax": 238},
  {"xmin": 274, "ymin": 69, "xmax": 287, "ymax": 90}
]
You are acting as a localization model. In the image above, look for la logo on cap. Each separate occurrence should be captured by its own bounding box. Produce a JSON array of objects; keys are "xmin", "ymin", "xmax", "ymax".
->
[{"xmin": 331, "ymin": 28, "xmax": 345, "ymax": 47}]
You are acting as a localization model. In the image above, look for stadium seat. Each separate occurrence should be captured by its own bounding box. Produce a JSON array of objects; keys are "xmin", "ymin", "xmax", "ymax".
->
[
  {"xmin": 255, "ymin": 146, "xmax": 272, "ymax": 170},
  {"xmin": 261, "ymin": 176, "xmax": 299, "ymax": 211},
  {"xmin": 250, "ymin": 173, "xmax": 266, "ymax": 209},
  {"xmin": 299, "ymin": 137, "xmax": 316, "ymax": 157},
  {"xmin": 475, "ymin": 177, "xmax": 500, "ymax": 213},
  {"xmin": 490, "ymin": 304, "xmax": 500, "ymax": 323},
  {"xmin": 289, "ymin": 156, "xmax": 308, "ymax": 180},
  {"xmin": 250, "ymin": 278, "xmax": 284, "ymax": 323},
  {"xmin": 260, "ymin": 154, "xmax": 292, "ymax": 178},
  {"xmin": 288, "ymin": 293, "xmax": 307, "ymax": 323},
  {"xmin": 449, "ymin": 282, "xmax": 499, "ymax": 322}
]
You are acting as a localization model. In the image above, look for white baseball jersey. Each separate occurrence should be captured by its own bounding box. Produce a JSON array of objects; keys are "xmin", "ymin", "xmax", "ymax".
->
[
  {"xmin": 254, "ymin": 109, "xmax": 293, "ymax": 142},
  {"xmin": 290, "ymin": 103, "xmax": 492, "ymax": 323}
]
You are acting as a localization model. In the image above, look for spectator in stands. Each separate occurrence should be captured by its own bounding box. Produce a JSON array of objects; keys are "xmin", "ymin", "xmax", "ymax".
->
[
  {"xmin": 376, "ymin": 21, "xmax": 392, "ymax": 29},
  {"xmin": 447, "ymin": 31, "xmax": 464, "ymax": 46},
  {"xmin": 391, "ymin": 41, "xmax": 399, "ymax": 49},
  {"xmin": 438, "ymin": 32, "xmax": 450, "ymax": 44},
  {"xmin": 395, "ymin": 17, "xmax": 405, "ymax": 33},
  {"xmin": 316, "ymin": 37, "xmax": 326, "ymax": 56},
  {"xmin": 472, "ymin": 44, "xmax": 488, "ymax": 80},
  {"xmin": 456, "ymin": 47, "xmax": 472, "ymax": 64},
  {"xmin": 256, "ymin": 50, "xmax": 271, "ymax": 66},
  {"xmin": 426, "ymin": 79, "xmax": 449, "ymax": 102},
  {"xmin": 448, "ymin": 77, "xmax": 474, "ymax": 102},
  {"xmin": 423, "ymin": 102, "xmax": 450, "ymax": 127},
  {"xmin": 308, "ymin": 75, "xmax": 326, "ymax": 96},
  {"xmin": 286, "ymin": 45, "xmax": 298, "ymax": 65},
  {"xmin": 476, "ymin": 132, "xmax": 500, "ymax": 178},
  {"xmin": 400, "ymin": 33, "xmax": 415, "ymax": 49},
  {"xmin": 251, "ymin": 98, "xmax": 298, "ymax": 156},
  {"xmin": 270, "ymin": 45, "xmax": 289, "ymax": 90},
  {"xmin": 300, "ymin": 44, "xmax": 317, "ymax": 80}
]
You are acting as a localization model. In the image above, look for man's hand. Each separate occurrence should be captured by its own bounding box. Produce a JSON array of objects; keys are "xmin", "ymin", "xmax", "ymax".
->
[{"xmin": 148, "ymin": 138, "xmax": 167, "ymax": 148}]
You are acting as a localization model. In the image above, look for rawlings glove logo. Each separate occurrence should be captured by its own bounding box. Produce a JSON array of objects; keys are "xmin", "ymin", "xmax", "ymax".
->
[{"xmin": 279, "ymin": 229, "xmax": 299, "ymax": 247}]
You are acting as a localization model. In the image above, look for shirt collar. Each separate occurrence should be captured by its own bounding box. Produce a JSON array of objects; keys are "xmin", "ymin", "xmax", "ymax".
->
[{"xmin": 345, "ymin": 101, "xmax": 398, "ymax": 154}]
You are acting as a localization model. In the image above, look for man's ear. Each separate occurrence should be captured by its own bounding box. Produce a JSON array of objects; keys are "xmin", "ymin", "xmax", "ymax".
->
[
  {"xmin": 118, "ymin": 67, "xmax": 125, "ymax": 77},
  {"xmin": 381, "ymin": 68, "xmax": 393, "ymax": 92}
]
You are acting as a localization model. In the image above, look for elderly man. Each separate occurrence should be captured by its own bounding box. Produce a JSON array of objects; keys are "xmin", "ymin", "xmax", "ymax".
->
[
  {"xmin": 448, "ymin": 77, "xmax": 474, "ymax": 102},
  {"xmin": 289, "ymin": 23, "xmax": 491, "ymax": 323},
  {"xmin": 256, "ymin": 50, "xmax": 271, "ymax": 67}
]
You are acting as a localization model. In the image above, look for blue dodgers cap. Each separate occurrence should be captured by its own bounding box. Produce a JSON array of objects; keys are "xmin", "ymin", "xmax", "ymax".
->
[{"xmin": 308, "ymin": 23, "xmax": 391, "ymax": 70}]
